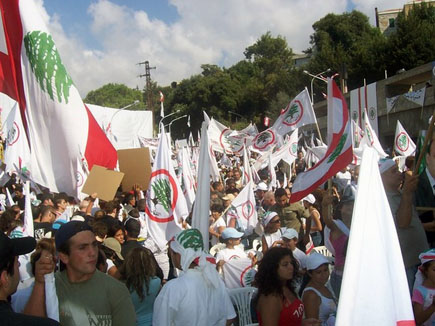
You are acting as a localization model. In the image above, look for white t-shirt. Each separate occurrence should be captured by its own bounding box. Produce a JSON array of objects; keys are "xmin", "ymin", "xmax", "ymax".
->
[
  {"xmin": 210, "ymin": 217, "xmax": 226, "ymax": 246},
  {"xmin": 153, "ymin": 268, "xmax": 236, "ymax": 326},
  {"xmin": 216, "ymin": 246, "xmax": 247, "ymax": 263},
  {"xmin": 263, "ymin": 229, "xmax": 282, "ymax": 249}
]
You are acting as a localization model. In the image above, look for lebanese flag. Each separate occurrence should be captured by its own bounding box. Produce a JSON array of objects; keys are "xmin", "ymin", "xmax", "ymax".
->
[
  {"xmin": 336, "ymin": 147, "xmax": 415, "ymax": 326},
  {"xmin": 145, "ymin": 127, "xmax": 187, "ymax": 250},
  {"xmin": 230, "ymin": 181, "xmax": 258, "ymax": 235},
  {"xmin": 272, "ymin": 88, "xmax": 317, "ymax": 137},
  {"xmin": 394, "ymin": 120, "xmax": 416, "ymax": 157},
  {"xmin": 0, "ymin": 0, "xmax": 117, "ymax": 195},
  {"xmin": 290, "ymin": 79, "xmax": 353, "ymax": 203}
]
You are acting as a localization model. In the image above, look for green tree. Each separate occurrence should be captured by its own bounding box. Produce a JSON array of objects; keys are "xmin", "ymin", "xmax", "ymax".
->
[
  {"xmin": 84, "ymin": 83, "xmax": 145, "ymax": 109},
  {"xmin": 385, "ymin": 2, "xmax": 435, "ymax": 75}
]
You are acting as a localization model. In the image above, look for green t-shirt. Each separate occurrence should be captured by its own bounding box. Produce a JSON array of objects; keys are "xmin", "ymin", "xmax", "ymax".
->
[
  {"xmin": 271, "ymin": 201, "xmax": 309, "ymax": 231},
  {"xmin": 55, "ymin": 270, "xmax": 136, "ymax": 326}
]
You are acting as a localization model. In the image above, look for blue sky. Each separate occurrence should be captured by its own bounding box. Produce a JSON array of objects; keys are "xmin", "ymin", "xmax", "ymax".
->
[{"xmin": 37, "ymin": 0, "xmax": 407, "ymax": 97}]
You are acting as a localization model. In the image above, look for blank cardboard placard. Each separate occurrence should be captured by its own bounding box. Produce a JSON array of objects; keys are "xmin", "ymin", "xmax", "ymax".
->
[
  {"xmin": 82, "ymin": 165, "xmax": 124, "ymax": 202},
  {"xmin": 117, "ymin": 147, "xmax": 151, "ymax": 191}
]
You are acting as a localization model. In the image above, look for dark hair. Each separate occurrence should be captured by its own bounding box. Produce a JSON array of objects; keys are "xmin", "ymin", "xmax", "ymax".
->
[
  {"xmin": 104, "ymin": 200, "xmax": 119, "ymax": 214},
  {"xmin": 212, "ymin": 181, "xmax": 222, "ymax": 190},
  {"xmin": 14, "ymin": 184, "xmax": 23, "ymax": 193},
  {"xmin": 210, "ymin": 204, "xmax": 224, "ymax": 214},
  {"xmin": 54, "ymin": 193, "xmax": 68, "ymax": 207},
  {"xmin": 0, "ymin": 210, "xmax": 16, "ymax": 233},
  {"xmin": 107, "ymin": 224, "xmax": 125, "ymax": 239},
  {"xmin": 274, "ymin": 188, "xmax": 287, "ymax": 198},
  {"xmin": 254, "ymin": 247, "xmax": 299, "ymax": 298},
  {"xmin": 30, "ymin": 238, "xmax": 56, "ymax": 276},
  {"xmin": 120, "ymin": 247, "xmax": 159, "ymax": 302},
  {"xmin": 137, "ymin": 199, "xmax": 146, "ymax": 212},
  {"xmin": 1, "ymin": 256, "xmax": 15, "ymax": 276},
  {"xmin": 128, "ymin": 208, "xmax": 140, "ymax": 219},
  {"xmin": 92, "ymin": 221, "xmax": 108, "ymax": 239},
  {"xmin": 421, "ymin": 260, "xmax": 435, "ymax": 278}
]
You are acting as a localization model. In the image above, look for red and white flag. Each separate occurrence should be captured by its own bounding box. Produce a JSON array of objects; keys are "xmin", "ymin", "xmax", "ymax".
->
[
  {"xmin": 394, "ymin": 120, "xmax": 416, "ymax": 157},
  {"xmin": 75, "ymin": 155, "xmax": 89, "ymax": 200},
  {"xmin": 336, "ymin": 147, "xmax": 415, "ymax": 326},
  {"xmin": 360, "ymin": 108, "xmax": 388, "ymax": 158},
  {"xmin": 251, "ymin": 127, "xmax": 280, "ymax": 154},
  {"xmin": 222, "ymin": 257, "xmax": 256, "ymax": 289},
  {"xmin": 145, "ymin": 125, "xmax": 187, "ymax": 250},
  {"xmin": 159, "ymin": 91, "xmax": 164, "ymax": 118},
  {"xmin": 2, "ymin": 102, "xmax": 31, "ymax": 174},
  {"xmin": 230, "ymin": 181, "xmax": 258, "ymax": 235},
  {"xmin": 291, "ymin": 79, "xmax": 353, "ymax": 203},
  {"xmin": 208, "ymin": 118, "xmax": 245, "ymax": 155},
  {"xmin": 241, "ymin": 146, "xmax": 252, "ymax": 186},
  {"xmin": 179, "ymin": 147, "xmax": 196, "ymax": 212},
  {"xmin": 272, "ymin": 88, "xmax": 317, "ymax": 137},
  {"xmin": 0, "ymin": 0, "xmax": 117, "ymax": 195},
  {"xmin": 271, "ymin": 128, "xmax": 299, "ymax": 167}
]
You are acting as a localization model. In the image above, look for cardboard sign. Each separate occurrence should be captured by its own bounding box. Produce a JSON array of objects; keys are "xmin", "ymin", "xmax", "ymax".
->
[
  {"xmin": 82, "ymin": 165, "xmax": 124, "ymax": 202},
  {"xmin": 117, "ymin": 147, "xmax": 151, "ymax": 192}
]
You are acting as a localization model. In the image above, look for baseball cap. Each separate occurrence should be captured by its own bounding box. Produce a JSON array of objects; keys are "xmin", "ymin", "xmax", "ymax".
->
[
  {"xmin": 282, "ymin": 228, "xmax": 299, "ymax": 240},
  {"xmin": 55, "ymin": 221, "xmax": 92, "ymax": 249},
  {"xmin": 222, "ymin": 194, "xmax": 235, "ymax": 201},
  {"xmin": 0, "ymin": 232, "xmax": 36, "ymax": 270},
  {"xmin": 303, "ymin": 194, "xmax": 315, "ymax": 204},
  {"xmin": 255, "ymin": 182, "xmax": 268, "ymax": 192},
  {"xmin": 221, "ymin": 227, "xmax": 244, "ymax": 240},
  {"xmin": 102, "ymin": 237, "xmax": 124, "ymax": 261},
  {"xmin": 306, "ymin": 252, "xmax": 330, "ymax": 270}
]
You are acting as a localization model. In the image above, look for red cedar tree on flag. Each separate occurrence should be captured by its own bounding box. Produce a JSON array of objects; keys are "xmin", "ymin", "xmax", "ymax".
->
[
  {"xmin": 290, "ymin": 79, "xmax": 353, "ymax": 203},
  {"xmin": 145, "ymin": 126, "xmax": 188, "ymax": 250},
  {"xmin": 394, "ymin": 120, "xmax": 416, "ymax": 157},
  {"xmin": 336, "ymin": 147, "xmax": 415, "ymax": 326},
  {"xmin": 0, "ymin": 0, "xmax": 117, "ymax": 194},
  {"xmin": 272, "ymin": 88, "xmax": 317, "ymax": 137}
]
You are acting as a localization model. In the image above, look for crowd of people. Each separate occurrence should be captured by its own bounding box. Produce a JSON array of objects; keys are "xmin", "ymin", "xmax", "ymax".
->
[{"xmin": 0, "ymin": 137, "xmax": 434, "ymax": 326}]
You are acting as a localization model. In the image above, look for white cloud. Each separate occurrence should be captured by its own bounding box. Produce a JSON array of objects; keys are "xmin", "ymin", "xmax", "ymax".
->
[{"xmin": 38, "ymin": 0, "xmax": 408, "ymax": 97}]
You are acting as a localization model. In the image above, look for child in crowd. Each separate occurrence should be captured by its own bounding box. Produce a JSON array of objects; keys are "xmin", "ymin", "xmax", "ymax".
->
[
  {"xmin": 412, "ymin": 249, "xmax": 435, "ymax": 326},
  {"xmin": 281, "ymin": 228, "xmax": 308, "ymax": 270},
  {"xmin": 216, "ymin": 228, "xmax": 251, "ymax": 269},
  {"xmin": 209, "ymin": 204, "xmax": 226, "ymax": 247}
]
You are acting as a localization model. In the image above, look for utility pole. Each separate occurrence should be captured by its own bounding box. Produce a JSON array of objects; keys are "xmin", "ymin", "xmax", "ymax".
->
[{"xmin": 138, "ymin": 61, "xmax": 156, "ymax": 136}]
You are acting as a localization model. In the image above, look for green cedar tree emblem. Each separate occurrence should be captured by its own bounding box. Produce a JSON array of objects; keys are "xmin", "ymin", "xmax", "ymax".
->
[
  {"xmin": 257, "ymin": 132, "xmax": 270, "ymax": 144},
  {"xmin": 151, "ymin": 179, "xmax": 171, "ymax": 213},
  {"xmin": 327, "ymin": 134, "xmax": 347, "ymax": 163},
  {"xmin": 285, "ymin": 103, "xmax": 299, "ymax": 121},
  {"xmin": 176, "ymin": 229, "xmax": 204, "ymax": 251},
  {"xmin": 398, "ymin": 134, "xmax": 408, "ymax": 149},
  {"xmin": 291, "ymin": 143, "xmax": 298, "ymax": 154},
  {"xmin": 24, "ymin": 31, "xmax": 73, "ymax": 104}
]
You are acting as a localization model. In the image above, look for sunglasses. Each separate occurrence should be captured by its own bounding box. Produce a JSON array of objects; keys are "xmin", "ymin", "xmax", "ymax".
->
[{"xmin": 270, "ymin": 219, "xmax": 280, "ymax": 224}]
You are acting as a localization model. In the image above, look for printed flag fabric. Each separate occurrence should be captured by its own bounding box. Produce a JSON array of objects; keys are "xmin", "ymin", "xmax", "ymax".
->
[
  {"xmin": 159, "ymin": 91, "xmax": 164, "ymax": 118},
  {"xmin": 271, "ymin": 128, "xmax": 299, "ymax": 167},
  {"xmin": 360, "ymin": 109, "xmax": 388, "ymax": 159},
  {"xmin": 22, "ymin": 180, "xmax": 33, "ymax": 237},
  {"xmin": 222, "ymin": 257, "xmax": 257, "ymax": 289},
  {"xmin": 2, "ymin": 102, "xmax": 31, "ymax": 173},
  {"xmin": 291, "ymin": 79, "xmax": 353, "ymax": 203},
  {"xmin": 350, "ymin": 82, "xmax": 378, "ymax": 135},
  {"xmin": 208, "ymin": 118, "xmax": 244, "ymax": 155},
  {"xmin": 0, "ymin": 0, "xmax": 117, "ymax": 195},
  {"xmin": 230, "ymin": 181, "xmax": 258, "ymax": 235},
  {"xmin": 145, "ymin": 125, "xmax": 187, "ymax": 250},
  {"xmin": 394, "ymin": 120, "xmax": 416, "ymax": 157},
  {"xmin": 75, "ymin": 155, "xmax": 89, "ymax": 200},
  {"xmin": 242, "ymin": 146, "xmax": 252, "ymax": 186},
  {"xmin": 335, "ymin": 147, "xmax": 415, "ymax": 326},
  {"xmin": 180, "ymin": 147, "xmax": 196, "ymax": 212},
  {"xmin": 272, "ymin": 88, "xmax": 317, "ymax": 137},
  {"xmin": 251, "ymin": 127, "xmax": 280, "ymax": 154},
  {"xmin": 191, "ymin": 121, "xmax": 211, "ymax": 250}
]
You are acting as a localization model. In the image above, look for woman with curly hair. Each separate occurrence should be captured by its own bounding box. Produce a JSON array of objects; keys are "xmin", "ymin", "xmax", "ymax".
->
[
  {"xmin": 255, "ymin": 247, "xmax": 321, "ymax": 326},
  {"xmin": 120, "ymin": 247, "xmax": 161, "ymax": 326}
]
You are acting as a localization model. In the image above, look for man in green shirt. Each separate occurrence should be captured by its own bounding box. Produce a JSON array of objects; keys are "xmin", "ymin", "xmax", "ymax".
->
[{"xmin": 26, "ymin": 221, "xmax": 136, "ymax": 326}]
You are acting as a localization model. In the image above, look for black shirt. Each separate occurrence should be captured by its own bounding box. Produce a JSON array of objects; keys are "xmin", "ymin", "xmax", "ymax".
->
[{"xmin": 0, "ymin": 300, "xmax": 60, "ymax": 326}]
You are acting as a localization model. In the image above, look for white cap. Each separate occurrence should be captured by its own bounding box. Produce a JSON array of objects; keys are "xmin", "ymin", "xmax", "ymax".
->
[
  {"xmin": 303, "ymin": 194, "xmax": 315, "ymax": 204},
  {"xmin": 306, "ymin": 252, "xmax": 330, "ymax": 270},
  {"xmin": 256, "ymin": 182, "xmax": 268, "ymax": 191},
  {"xmin": 379, "ymin": 158, "xmax": 396, "ymax": 174},
  {"xmin": 282, "ymin": 228, "xmax": 298, "ymax": 240}
]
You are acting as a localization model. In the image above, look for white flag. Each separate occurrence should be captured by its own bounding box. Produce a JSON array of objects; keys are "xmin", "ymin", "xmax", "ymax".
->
[
  {"xmin": 180, "ymin": 147, "xmax": 196, "ymax": 212},
  {"xmin": 272, "ymin": 88, "xmax": 317, "ymax": 137},
  {"xmin": 242, "ymin": 146, "xmax": 252, "ymax": 186},
  {"xmin": 251, "ymin": 127, "xmax": 280, "ymax": 154},
  {"xmin": 222, "ymin": 257, "xmax": 256, "ymax": 289},
  {"xmin": 145, "ymin": 125, "xmax": 187, "ymax": 250},
  {"xmin": 230, "ymin": 181, "xmax": 258, "ymax": 235},
  {"xmin": 75, "ymin": 156, "xmax": 89, "ymax": 200},
  {"xmin": 336, "ymin": 147, "xmax": 415, "ymax": 326},
  {"xmin": 2, "ymin": 103, "xmax": 31, "ymax": 174},
  {"xmin": 394, "ymin": 120, "xmax": 416, "ymax": 157},
  {"xmin": 271, "ymin": 128, "xmax": 299, "ymax": 167},
  {"xmin": 22, "ymin": 180, "xmax": 33, "ymax": 237},
  {"xmin": 159, "ymin": 91, "xmax": 165, "ymax": 118},
  {"xmin": 360, "ymin": 109, "xmax": 388, "ymax": 158},
  {"xmin": 191, "ymin": 121, "xmax": 211, "ymax": 250},
  {"xmin": 208, "ymin": 118, "xmax": 244, "ymax": 155}
]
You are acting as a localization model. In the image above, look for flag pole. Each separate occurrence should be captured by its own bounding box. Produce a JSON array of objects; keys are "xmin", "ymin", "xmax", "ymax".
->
[{"xmin": 413, "ymin": 110, "xmax": 435, "ymax": 174}]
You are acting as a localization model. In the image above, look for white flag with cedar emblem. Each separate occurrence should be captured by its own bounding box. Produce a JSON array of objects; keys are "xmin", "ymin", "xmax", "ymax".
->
[
  {"xmin": 291, "ymin": 79, "xmax": 353, "ymax": 203},
  {"xmin": 394, "ymin": 120, "xmax": 416, "ymax": 157},
  {"xmin": 208, "ymin": 118, "xmax": 245, "ymax": 155},
  {"xmin": 271, "ymin": 128, "xmax": 299, "ymax": 167},
  {"xmin": 145, "ymin": 128, "xmax": 187, "ymax": 250},
  {"xmin": 230, "ymin": 181, "xmax": 258, "ymax": 235},
  {"xmin": 251, "ymin": 127, "xmax": 280, "ymax": 154},
  {"xmin": 0, "ymin": 0, "xmax": 117, "ymax": 194},
  {"xmin": 272, "ymin": 88, "xmax": 317, "ymax": 137},
  {"xmin": 222, "ymin": 257, "xmax": 257, "ymax": 289}
]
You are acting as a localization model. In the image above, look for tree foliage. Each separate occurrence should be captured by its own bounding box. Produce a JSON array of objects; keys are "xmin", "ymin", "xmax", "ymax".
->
[{"xmin": 84, "ymin": 83, "xmax": 146, "ymax": 110}]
